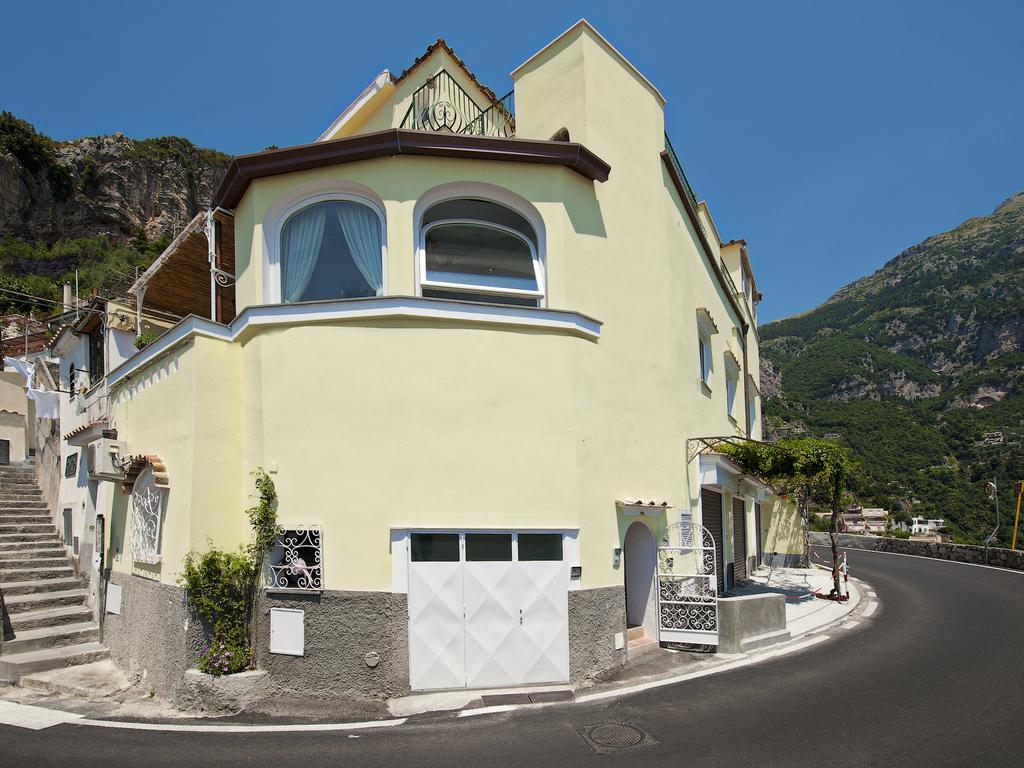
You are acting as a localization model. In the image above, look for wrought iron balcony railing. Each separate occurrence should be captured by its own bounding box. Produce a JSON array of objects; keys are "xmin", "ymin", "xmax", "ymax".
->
[
  {"xmin": 400, "ymin": 69, "xmax": 515, "ymax": 138},
  {"xmin": 664, "ymin": 133, "xmax": 699, "ymax": 213}
]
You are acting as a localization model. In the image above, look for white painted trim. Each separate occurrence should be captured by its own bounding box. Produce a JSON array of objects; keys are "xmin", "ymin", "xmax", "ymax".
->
[
  {"xmin": 264, "ymin": 190, "xmax": 388, "ymax": 305},
  {"xmin": 107, "ymin": 297, "xmax": 602, "ymax": 388},
  {"xmin": 510, "ymin": 19, "xmax": 666, "ymax": 107},
  {"xmin": 413, "ymin": 182, "xmax": 549, "ymax": 309},
  {"xmin": 316, "ymin": 69, "xmax": 393, "ymax": 143}
]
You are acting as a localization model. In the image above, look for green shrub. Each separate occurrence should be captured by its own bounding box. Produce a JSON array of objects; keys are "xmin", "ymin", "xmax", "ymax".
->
[
  {"xmin": 0, "ymin": 112, "xmax": 72, "ymax": 200},
  {"xmin": 179, "ymin": 469, "xmax": 278, "ymax": 676},
  {"xmin": 133, "ymin": 330, "xmax": 160, "ymax": 350}
]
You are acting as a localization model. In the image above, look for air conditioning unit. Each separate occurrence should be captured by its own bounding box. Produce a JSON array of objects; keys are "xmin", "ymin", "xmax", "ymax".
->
[{"xmin": 87, "ymin": 439, "xmax": 126, "ymax": 481}]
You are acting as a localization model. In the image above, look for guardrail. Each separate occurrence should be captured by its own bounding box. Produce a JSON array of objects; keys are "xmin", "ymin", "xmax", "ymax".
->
[{"xmin": 808, "ymin": 532, "xmax": 1024, "ymax": 571}]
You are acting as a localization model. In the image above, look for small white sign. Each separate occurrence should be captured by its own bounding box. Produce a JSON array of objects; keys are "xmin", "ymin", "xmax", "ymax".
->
[
  {"xmin": 106, "ymin": 583, "xmax": 123, "ymax": 615},
  {"xmin": 269, "ymin": 607, "xmax": 305, "ymax": 656}
]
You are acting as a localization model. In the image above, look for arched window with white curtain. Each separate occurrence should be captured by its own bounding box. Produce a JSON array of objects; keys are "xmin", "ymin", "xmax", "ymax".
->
[{"xmin": 280, "ymin": 199, "xmax": 384, "ymax": 302}]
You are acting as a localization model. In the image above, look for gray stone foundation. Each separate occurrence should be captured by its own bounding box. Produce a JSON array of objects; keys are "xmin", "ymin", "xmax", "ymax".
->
[
  {"xmin": 569, "ymin": 585, "xmax": 627, "ymax": 685},
  {"xmin": 808, "ymin": 532, "xmax": 1024, "ymax": 570},
  {"xmin": 255, "ymin": 590, "xmax": 409, "ymax": 700},
  {"xmin": 102, "ymin": 571, "xmax": 206, "ymax": 698}
]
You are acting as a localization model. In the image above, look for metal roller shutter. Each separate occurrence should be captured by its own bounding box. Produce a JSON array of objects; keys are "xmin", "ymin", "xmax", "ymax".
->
[
  {"xmin": 733, "ymin": 497, "xmax": 747, "ymax": 582},
  {"xmin": 701, "ymin": 488, "xmax": 726, "ymax": 594}
]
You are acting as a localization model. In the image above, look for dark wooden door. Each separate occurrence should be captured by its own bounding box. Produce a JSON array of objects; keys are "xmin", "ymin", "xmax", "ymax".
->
[
  {"xmin": 733, "ymin": 497, "xmax": 747, "ymax": 582},
  {"xmin": 0, "ymin": 439, "xmax": 9, "ymax": 466},
  {"xmin": 701, "ymin": 488, "xmax": 725, "ymax": 594}
]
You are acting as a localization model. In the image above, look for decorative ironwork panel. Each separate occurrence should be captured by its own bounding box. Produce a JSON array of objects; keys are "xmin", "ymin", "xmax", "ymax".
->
[
  {"xmin": 265, "ymin": 526, "xmax": 323, "ymax": 591},
  {"xmin": 659, "ymin": 602, "xmax": 718, "ymax": 632},
  {"xmin": 129, "ymin": 468, "xmax": 165, "ymax": 564},
  {"xmin": 657, "ymin": 521, "xmax": 718, "ymax": 643},
  {"xmin": 400, "ymin": 70, "xmax": 515, "ymax": 138}
]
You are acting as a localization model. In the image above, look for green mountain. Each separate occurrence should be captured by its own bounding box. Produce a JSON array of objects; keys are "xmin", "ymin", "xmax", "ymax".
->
[
  {"xmin": 0, "ymin": 112, "xmax": 229, "ymax": 312},
  {"xmin": 762, "ymin": 191, "xmax": 1024, "ymax": 545}
]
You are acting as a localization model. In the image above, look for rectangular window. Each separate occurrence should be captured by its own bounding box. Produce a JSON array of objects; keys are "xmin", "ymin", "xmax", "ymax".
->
[
  {"xmin": 265, "ymin": 528, "xmax": 323, "ymax": 591},
  {"xmin": 726, "ymin": 371, "xmax": 737, "ymax": 419},
  {"xmin": 518, "ymin": 533, "xmax": 563, "ymax": 561},
  {"xmin": 88, "ymin": 326, "xmax": 104, "ymax": 384},
  {"xmin": 410, "ymin": 533, "xmax": 459, "ymax": 562},
  {"xmin": 466, "ymin": 533, "xmax": 513, "ymax": 561},
  {"xmin": 699, "ymin": 334, "xmax": 711, "ymax": 385}
]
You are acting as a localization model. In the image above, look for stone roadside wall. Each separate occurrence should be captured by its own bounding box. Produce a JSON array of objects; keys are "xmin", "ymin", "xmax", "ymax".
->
[{"xmin": 808, "ymin": 532, "xmax": 1024, "ymax": 571}]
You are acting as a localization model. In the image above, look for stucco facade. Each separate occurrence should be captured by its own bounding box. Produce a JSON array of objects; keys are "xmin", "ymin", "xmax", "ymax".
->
[{"xmin": 93, "ymin": 20, "xmax": 802, "ymax": 699}]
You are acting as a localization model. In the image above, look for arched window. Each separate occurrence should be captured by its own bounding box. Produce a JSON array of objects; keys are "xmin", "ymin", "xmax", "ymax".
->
[
  {"xmin": 419, "ymin": 199, "xmax": 543, "ymax": 307},
  {"xmin": 280, "ymin": 199, "xmax": 384, "ymax": 302},
  {"xmin": 129, "ymin": 467, "xmax": 167, "ymax": 564}
]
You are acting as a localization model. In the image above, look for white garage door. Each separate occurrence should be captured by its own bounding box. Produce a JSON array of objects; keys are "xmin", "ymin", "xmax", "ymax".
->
[{"xmin": 408, "ymin": 531, "xmax": 569, "ymax": 691}]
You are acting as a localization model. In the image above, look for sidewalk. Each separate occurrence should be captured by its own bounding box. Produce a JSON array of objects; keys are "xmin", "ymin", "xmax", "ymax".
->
[{"xmin": 0, "ymin": 566, "xmax": 874, "ymax": 729}]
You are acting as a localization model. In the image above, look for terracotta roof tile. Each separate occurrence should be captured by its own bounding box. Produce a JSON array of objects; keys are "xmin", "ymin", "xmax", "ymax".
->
[{"xmin": 393, "ymin": 37, "xmax": 504, "ymax": 107}]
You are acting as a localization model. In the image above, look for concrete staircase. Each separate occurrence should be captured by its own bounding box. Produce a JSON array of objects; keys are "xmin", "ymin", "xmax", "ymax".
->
[
  {"xmin": 626, "ymin": 625, "xmax": 659, "ymax": 659},
  {"xmin": 0, "ymin": 464, "xmax": 108, "ymax": 683}
]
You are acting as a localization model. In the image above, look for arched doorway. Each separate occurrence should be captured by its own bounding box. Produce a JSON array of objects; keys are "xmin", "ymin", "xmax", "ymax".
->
[{"xmin": 624, "ymin": 522, "xmax": 658, "ymax": 640}]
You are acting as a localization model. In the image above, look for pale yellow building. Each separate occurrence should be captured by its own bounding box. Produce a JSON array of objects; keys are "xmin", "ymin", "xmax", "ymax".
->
[{"xmin": 96, "ymin": 20, "xmax": 803, "ymax": 700}]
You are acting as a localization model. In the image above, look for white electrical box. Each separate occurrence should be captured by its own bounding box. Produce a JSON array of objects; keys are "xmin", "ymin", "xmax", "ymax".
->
[
  {"xmin": 106, "ymin": 583, "xmax": 123, "ymax": 615},
  {"xmin": 269, "ymin": 608, "xmax": 305, "ymax": 656},
  {"xmin": 87, "ymin": 439, "xmax": 126, "ymax": 480}
]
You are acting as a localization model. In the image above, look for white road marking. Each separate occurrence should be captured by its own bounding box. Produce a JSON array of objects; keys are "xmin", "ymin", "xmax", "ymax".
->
[
  {"xmin": 842, "ymin": 620, "xmax": 860, "ymax": 629},
  {"xmin": 75, "ymin": 716, "xmax": 408, "ymax": 733},
  {"xmin": 0, "ymin": 700, "xmax": 85, "ymax": 730},
  {"xmin": 457, "ymin": 705, "xmax": 520, "ymax": 718},
  {"xmin": 575, "ymin": 635, "xmax": 830, "ymax": 705},
  {"xmin": 862, "ymin": 600, "xmax": 878, "ymax": 618}
]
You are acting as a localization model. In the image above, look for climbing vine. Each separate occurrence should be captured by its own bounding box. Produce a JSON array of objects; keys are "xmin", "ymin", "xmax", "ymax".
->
[
  {"xmin": 717, "ymin": 438, "xmax": 854, "ymax": 599},
  {"xmin": 180, "ymin": 468, "xmax": 278, "ymax": 675}
]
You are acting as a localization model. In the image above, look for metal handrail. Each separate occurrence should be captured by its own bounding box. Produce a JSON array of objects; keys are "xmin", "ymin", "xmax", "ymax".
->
[
  {"xmin": 664, "ymin": 133, "xmax": 699, "ymax": 212},
  {"xmin": 400, "ymin": 70, "xmax": 515, "ymax": 138}
]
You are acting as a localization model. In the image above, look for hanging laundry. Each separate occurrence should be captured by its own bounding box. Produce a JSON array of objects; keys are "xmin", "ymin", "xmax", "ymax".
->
[
  {"xmin": 3, "ymin": 356, "xmax": 35, "ymax": 388},
  {"xmin": 27, "ymin": 389, "xmax": 59, "ymax": 420}
]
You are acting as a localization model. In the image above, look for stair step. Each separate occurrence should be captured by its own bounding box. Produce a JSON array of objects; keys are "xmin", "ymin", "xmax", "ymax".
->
[
  {"xmin": 0, "ymin": 576, "xmax": 84, "ymax": 596},
  {"xmin": 6, "ymin": 604, "xmax": 94, "ymax": 630},
  {"xmin": 1, "ymin": 622, "xmax": 99, "ymax": 654},
  {"xmin": 0, "ymin": 642, "xmax": 109, "ymax": 682},
  {"xmin": 3, "ymin": 588, "xmax": 89, "ymax": 613},
  {"xmin": 626, "ymin": 626, "xmax": 645, "ymax": 641},
  {"xmin": 0, "ymin": 514, "xmax": 52, "ymax": 522},
  {"xmin": 0, "ymin": 533, "xmax": 60, "ymax": 545},
  {"xmin": 626, "ymin": 636, "xmax": 660, "ymax": 660},
  {"xmin": 0, "ymin": 557, "xmax": 71, "ymax": 569},
  {"xmin": 0, "ymin": 524, "xmax": 55, "ymax": 535},
  {"xmin": 0, "ymin": 502, "xmax": 49, "ymax": 510},
  {"xmin": 0, "ymin": 549, "xmax": 67, "ymax": 562},
  {"xmin": 0, "ymin": 565, "xmax": 75, "ymax": 580}
]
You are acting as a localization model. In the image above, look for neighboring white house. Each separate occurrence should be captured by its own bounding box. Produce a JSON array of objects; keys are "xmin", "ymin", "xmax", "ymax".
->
[{"xmin": 911, "ymin": 517, "xmax": 944, "ymax": 536}]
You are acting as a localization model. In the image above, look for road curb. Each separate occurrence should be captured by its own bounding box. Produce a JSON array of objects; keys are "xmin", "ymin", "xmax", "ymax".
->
[{"xmin": 0, "ymin": 579, "xmax": 880, "ymax": 733}]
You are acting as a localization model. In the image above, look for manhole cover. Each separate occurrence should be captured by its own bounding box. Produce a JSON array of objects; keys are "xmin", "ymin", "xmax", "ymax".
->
[{"xmin": 578, "ymin": 721, "xmax": 658, "ymax": 754}]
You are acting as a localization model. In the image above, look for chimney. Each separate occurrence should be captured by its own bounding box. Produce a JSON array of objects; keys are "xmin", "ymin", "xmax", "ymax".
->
[{"xmin": 63, "ymin": 282, "xmax": 73, "ymax": 313}]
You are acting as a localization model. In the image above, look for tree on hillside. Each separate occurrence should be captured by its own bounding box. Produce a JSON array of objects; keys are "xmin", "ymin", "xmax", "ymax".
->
[{"xmin": 718, "ymin": 438, "xmax": 854, "ymax": 599}]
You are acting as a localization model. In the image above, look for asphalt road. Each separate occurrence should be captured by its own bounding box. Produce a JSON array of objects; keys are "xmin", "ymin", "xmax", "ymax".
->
[{"xmin": 4, "ymin": 548, "xmax": 1024, "ymax": 767}]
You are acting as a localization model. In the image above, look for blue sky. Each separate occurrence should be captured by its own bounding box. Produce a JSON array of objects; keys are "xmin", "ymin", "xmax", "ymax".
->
[{"xmin": 3, "ymin": 1, "xmax": 1022, "ymax": 321}]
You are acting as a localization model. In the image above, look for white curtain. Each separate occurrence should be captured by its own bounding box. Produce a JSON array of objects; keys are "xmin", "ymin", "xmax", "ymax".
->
[
  {"xmin": 336, "ymin": 204, "xmax": 383, "ymax": 295},
  {"xmin": 282, "ymin": 204, "xmax": 327, "ymax": 302}
]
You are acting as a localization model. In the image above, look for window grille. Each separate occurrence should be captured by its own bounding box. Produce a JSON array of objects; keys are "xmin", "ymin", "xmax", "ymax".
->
[
  {"xmin": 265, "ymin": 527, "xmax": 323, "ymax": 592},
  {"xmin": 129, "ymin": 468, "xmax": 165, "ymax": 563}
]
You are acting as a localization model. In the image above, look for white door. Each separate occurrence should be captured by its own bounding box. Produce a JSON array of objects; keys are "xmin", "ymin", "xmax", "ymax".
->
[
  {"xmin": 407, "ymin": 534, "xmax": 465, "ymax": 691},
  {"xmin": 464, "ymin": 533, "xmax": 520, "ymax": 688},
  {"xmin": 407, "ymin": 531, "xmax": 569, "ymax": 691}
]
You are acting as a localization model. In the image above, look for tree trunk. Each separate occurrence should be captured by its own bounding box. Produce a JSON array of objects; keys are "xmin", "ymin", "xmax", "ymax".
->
[{"xmin": 829, "ymin": 475, "xmax": 843, "ymax": 599}]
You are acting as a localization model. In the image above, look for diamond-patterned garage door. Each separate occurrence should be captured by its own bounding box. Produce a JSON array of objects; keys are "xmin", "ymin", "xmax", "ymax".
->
[{"xmin": 407, "ymin": 561, "xmax": 465, "ymax": 690}]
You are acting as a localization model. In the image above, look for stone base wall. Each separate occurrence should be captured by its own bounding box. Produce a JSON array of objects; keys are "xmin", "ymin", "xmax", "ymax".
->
[
  {"xmin": 103, "ymin": 579, "xmax": 629, "ymax": 703},
  {"xmin": 569, "ymin": 585, "xmax": 626, "ymax": 685},
  {"xmin": 102, "ymin": 572, "xmax": 206, "ymax": 698},
  {"xmin": 255, "ymin": 590, "xmax": 409, "ymax": 701},
  {"xmin": 808, "ymin": 532, "xmax": 1024, "ymax": 571}
]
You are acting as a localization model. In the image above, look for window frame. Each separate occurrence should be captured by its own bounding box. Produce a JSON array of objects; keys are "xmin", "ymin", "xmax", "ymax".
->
[
  {"xmin": 128, "ymin": 467, "xmax": 166, "ymax": 565},
  {"xmin": 698, "ymin": 332, "xmax": 712, "ymax": 387},
  {"xmin": 419, "ymin": 217, "xmax": 545, "ymax": 304},
  {"xmin": 268, "ymin": 191, "xmax": 388, "ymax": 305}
]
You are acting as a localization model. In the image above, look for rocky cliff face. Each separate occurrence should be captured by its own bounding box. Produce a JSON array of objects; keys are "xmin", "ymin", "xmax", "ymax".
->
[
  {"xmin": 761, "ymin": 191, "xmax": 1024, "ymax": 544},
  {"xmin": 0, "ymin": 123, "xmax": 229, "ymax": 244}
]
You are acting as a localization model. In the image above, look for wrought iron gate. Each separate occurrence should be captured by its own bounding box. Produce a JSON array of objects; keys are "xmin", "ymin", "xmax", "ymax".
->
[{"xmin": 657, "ymin": 521, "xmax": 718, "ymax": 646}]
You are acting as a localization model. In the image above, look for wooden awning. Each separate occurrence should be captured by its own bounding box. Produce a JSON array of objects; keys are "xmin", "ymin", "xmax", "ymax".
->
[{"xmin": 130, "ymin": 210, "xmax": 236, "ymax": 323}]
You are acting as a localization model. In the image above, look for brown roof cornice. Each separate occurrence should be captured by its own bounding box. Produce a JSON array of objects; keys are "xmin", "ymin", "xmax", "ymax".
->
[{"xmin": 213, "ymin": 129, "xmax": 610, "ymax": 209}]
